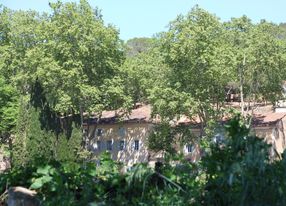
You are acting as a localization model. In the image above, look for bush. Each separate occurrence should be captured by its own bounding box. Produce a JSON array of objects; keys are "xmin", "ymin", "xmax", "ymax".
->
[
  {"xmin": 202, "ymin": 115, "xmax": 286, "ymax": 206},
  {"xmin": 3, "ymin": 115, "xmax": 286, "ymax": 205}
]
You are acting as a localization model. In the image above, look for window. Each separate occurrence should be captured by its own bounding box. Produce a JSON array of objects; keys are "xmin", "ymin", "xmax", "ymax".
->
[
  {"xmin": 134, "ymin": 140, "xmax": 139, "ymax": 151},
  {"xmin": 186, "ymin": 144, "xmax": 193, "ymax": 153},
  {"xmin": 96, "ymin": 141, "xmax": 101, "ymax": 151},
  {"xmin": 119, "ymin": 140, "xmax": 125, "ymax": 151},
  {"xmin": 118, "ymin": 127, "xmax": 126, "ymax": 137},
  {"xmin": 97, "ymin": 128, "xmax": 103, "ymax": 136},
  {"xmin": 107, "ymin": 140, "xmax": 112, "ymax": 151}
]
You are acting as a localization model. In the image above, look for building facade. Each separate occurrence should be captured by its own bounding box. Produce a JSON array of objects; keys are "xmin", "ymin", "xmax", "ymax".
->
[{"xmin": 84, "ymin": 104, "xmax": 286, "ymax": 166}]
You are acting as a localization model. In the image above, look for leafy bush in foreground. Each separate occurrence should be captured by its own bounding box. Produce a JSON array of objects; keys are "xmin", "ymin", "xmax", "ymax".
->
[
  {"xmin": 2, "ymin": 116, "xmax": 286, "ymax": 205},
  {"xmin": 202, "ymin": 115, "xmax": 286, "ymax": 206},
  {"xmin": 0, "ymin": 151, "xmax": 201, "ymax": 205}
]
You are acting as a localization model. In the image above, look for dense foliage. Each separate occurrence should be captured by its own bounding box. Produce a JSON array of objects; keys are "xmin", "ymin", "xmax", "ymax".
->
[
  {"xmin": 1, "ymin": 1, "xmax": 286, "ymax": 205},
  {"xmin": 2, "ymin": 115, "xmax": 286, "ymax": 205}
]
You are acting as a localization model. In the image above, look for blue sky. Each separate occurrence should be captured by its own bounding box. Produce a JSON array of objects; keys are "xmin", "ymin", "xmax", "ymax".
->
[{"xmin": 1, "ymin": 0, "xmax": 286, "ymax": 40}]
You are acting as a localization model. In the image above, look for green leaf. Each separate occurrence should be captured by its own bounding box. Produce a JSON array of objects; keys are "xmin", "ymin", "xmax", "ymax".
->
[
  {"xmin": 41, "ymin": 176, "xmax": 53, "ymax": 184},
  {"xmin": 30, "ymin": 179, "xmax": 44, "ymax": 189},
  {"xmin": 36, "ymin": 165, "xmax": 52, "ymax": 175}
]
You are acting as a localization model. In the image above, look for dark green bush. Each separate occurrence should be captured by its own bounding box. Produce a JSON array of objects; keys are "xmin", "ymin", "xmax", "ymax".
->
[
  {"xmin": 3, "ymin": 115, "xmax": 286, "ymax": 205},
  {"xmin": 202, "ymin": 115, "xmax": 286, "ymax": 206}
]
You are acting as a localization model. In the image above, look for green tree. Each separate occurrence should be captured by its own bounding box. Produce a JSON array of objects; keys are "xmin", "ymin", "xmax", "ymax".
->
[
  {"xmin": 247, "ymin": 21, "xmax": 286, "ymax": 105},
  {"xmin": 0, "ymin": 76, "xmax": 18, "ymax": 140},
  {"xmin": 121, "ymin": 45, "xmax": 169, "ymax": 104},
  {"xmin": 55, "ymin": 124, "xmax": 85, "ymax": 162},
  {"xmin": 0, "ymin": 8, "xmax": 42, "ymax": 86},
  {"xmin": 12, "ymin": 99, "xmax": 59, "ymax": 167},
  {"xmin": 13, "ymin": 104, "xmax": 84, "ymax": 167},
  {"xmin": 39, "ymin": 0, "xmax": 126, "ymax": 115},
  {"xmin": 12, "ymin": 99, "xmax": 31, "ymax": 167},
  {"xmin": 156, "ymin": 6, "xmax": 233, "ymax": 132},
  {"xmin": 0, "ymin": 1, "xmax": 132, "ymax": 151},
  {"xmin": 26, "ymin": 109, "xmax": 56, "ymax": 165},
  {"xmin": 0, "ymin": 1, "xmax": 129, "ymax": 121},
  {"xmin": 0, "ymin": 74, "xmax": 18, "ymax": 163},
  {"xmin": 225, "ymin": 17, "xmax": 286, "ymax": 113},
  {"xmin": 224, "ymin": 16, "xmax": 253, "ymax": 115}
]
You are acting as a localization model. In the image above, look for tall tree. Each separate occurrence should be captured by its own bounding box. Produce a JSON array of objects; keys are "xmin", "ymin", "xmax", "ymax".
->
[
  {"xmin": 247, "ymin": 21, "xmax": 286, "ymax": 105},
  {"xmin": 224, "ymin": 16, "xmax": 253, "ymax": 115},
  {"xmin": 1, "ymin": 0, "xmax": 129, "ymax": 116},
  {"xmin": 226, "ymin": 17, "xmax": 286, "ymax": 113},
  {"xmin": 0, "ymin": 75, "xmax": 18, "ymax": 139},
  {"xmin": 156, "ymin": 6, "xmax": 233, "ymax": 132},
  {"xmin": 0, "ymin": 1, "xmax": 135, "ymax": 155},
  {"xmin": 25, "ymin": 1, "xmax": 126, "ymax": 114},
  {"xmin": 0, "ymin": 1, "xmax": 132, "ymax": 151},
  {"xmin": 0, "ymin": 74, "xmax": 18, "ymax": 163}
]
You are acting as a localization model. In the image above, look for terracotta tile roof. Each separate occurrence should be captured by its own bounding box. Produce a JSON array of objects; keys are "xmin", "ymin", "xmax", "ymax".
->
[
  {"xmin": 176, "ymin": 112, "xmax": 286, "ymax": 127},
  {"xmin": 252, "ymin": 112, "xmax": 286, "ymax": 126},
  {"xmin": 176, "ymin": 116, "xmax": 200, "ymax": 126},
  {"xmin": 123, "ymin": 104, "xmax": 152, "ymax": 122},
  {"xmin": 101, "ymin": 110, "xmax": 116, "ymax": 119},
  {"xmin": 86, "ymin": 104, "xmax": 152, "ymax": 124},
  {"xmin": 85, "ymin": 104, "xmax": 286, "ymax": 127}
]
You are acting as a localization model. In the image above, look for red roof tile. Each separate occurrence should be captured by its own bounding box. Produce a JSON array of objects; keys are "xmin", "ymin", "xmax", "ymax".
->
[
  {"xmin": 87, "ymin": 104, "xmax": 152, "ymax": 124},
  {"xmin": 123, "ymin": 104, "xmax": 152, "ymax": 122},
  {"xmin": 252, "ymin": 112, "xmax": 286, "ymax": 126},
  {"xmin": 86, "ymin": 104, "xmax": 286, "ymax": 126}
]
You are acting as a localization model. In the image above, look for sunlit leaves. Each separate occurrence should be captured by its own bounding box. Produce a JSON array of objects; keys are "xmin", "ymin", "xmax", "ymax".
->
[
  {"xmin": 158, "ymin": 6, "xmax": 232, "ymax": 123},
  {"xmin": 0, "ymin": 1, "xmax": 127, "ymax": 115}
]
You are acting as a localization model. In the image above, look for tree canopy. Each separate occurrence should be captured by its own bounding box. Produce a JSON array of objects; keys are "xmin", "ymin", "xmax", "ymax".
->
[
  {"xmin": 1, "ymin": 3, "xmax": 286, "ymax": 205},
  {"xmin": 0, "ymin": 1, "xmax": 128, "ymax": 116}
]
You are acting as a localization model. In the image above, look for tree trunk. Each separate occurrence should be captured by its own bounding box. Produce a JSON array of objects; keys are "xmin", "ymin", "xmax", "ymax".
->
[
  {"xmin": 79, "ymin": 104, "xmax": 86, "ymax": 149},
  {"xmin": 198, "ymin": 109, "xmax": 206, "ymax": 137},
  {"xmin": 240, "ymin": 54, "xmax": 246, "ymax": 116}
]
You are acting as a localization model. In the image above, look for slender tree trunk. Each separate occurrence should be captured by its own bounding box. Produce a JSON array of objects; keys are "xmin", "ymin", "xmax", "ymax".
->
[
  {"xmin": 251, "ymin": 94, "xmax": 257, "ymax": 116},
  {"xmin": 79, "ymin": 104, "xmax": 86, "ymax": 149},
  {"xmin": 240, "ymin": 54, "xmax": 246, "ymax": 116},
  {"xmin": 240, "ymin": 74, "xmax": 244, "ymax": 115},
  {"xmin": 198, "ymin": 108, "xmax": 206, "ymax": 137}
]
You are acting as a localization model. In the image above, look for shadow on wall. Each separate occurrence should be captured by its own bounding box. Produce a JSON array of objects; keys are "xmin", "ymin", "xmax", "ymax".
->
[
  {"xmin": 87, "ymin": 123, "xmax": 151, "ymax": 167},
  {"xmin": 86, "ymin": 122, "xmax": 205, "ymax": 167}
]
